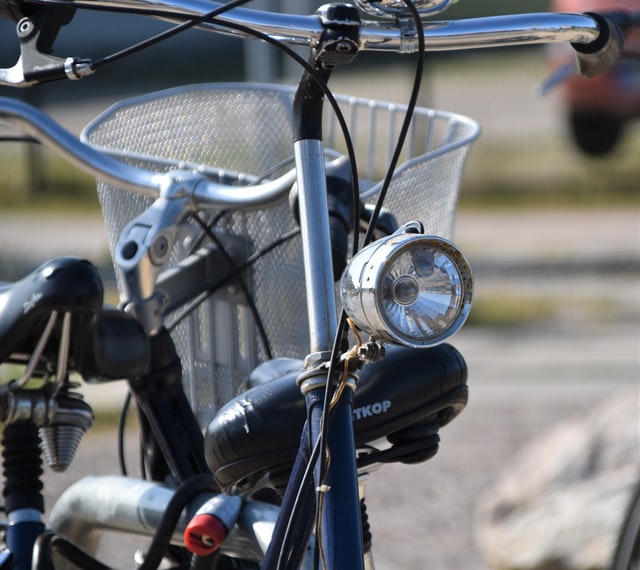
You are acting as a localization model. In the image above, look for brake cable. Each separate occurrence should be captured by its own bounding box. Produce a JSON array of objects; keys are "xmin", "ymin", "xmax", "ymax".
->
[
  {"xmin": 361, "ymin": 1, "xmax": 425, "ymax": 248},
  {"xmin": 101, "ymin": 0, "xmax": 364, "ymax": 488},
  {"xmin": 312, "ymin": 3, "xmax": 426, "ymax": 567},
  {"xmin": 90, "ymin": 0, "xmax": 255, "ymax": 69}
]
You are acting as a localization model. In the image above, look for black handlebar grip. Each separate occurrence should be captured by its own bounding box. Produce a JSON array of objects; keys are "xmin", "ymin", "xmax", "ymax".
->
[
  {"xmin": 572, "ymin": 12, "xmax": 624, "ymax": 77},
  {"xmin": 288, "ymin": 173, "xmax": 355, "ymax": 282},
  {"xmin": 325, "ymin": 174, "xmax": 354, "ymax": 281}
]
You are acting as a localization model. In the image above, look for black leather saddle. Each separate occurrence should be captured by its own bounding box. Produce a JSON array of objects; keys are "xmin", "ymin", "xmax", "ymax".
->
[
  {"xmin": 0, "ymin": 257, "xmax": 103, "ymax": 368},
  {"xmin": 0, "ymin": 257, "xmax": 148, "ymax": 382}
]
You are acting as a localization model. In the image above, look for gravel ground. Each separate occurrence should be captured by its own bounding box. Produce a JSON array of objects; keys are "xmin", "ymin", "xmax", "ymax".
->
[
  {"xmin": 41, "ymin": 322, "xmax": 637, "ymax": 570},
  {"xmin": 365, "ymin": 324, "xmax": 638, "ymax": 570}
]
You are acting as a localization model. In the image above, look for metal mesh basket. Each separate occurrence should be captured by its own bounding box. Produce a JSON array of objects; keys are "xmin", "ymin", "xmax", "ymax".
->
[{"xmin": 82, "ymin": 83, "xmax": 479, "ymax": 427}]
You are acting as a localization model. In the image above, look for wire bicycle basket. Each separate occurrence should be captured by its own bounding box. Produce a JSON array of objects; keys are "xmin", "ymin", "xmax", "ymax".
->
[{"xmin": 82, "ymin": 83, "xmax": 480, "ymax": 427}]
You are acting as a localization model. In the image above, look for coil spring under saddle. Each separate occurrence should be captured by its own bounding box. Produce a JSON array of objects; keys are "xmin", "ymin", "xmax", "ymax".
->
[{"xmin": 2, "ymin": 422, "xmax": 44, "ymax": 514}]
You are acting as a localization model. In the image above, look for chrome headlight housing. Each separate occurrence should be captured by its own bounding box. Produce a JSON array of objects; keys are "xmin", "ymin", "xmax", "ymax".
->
[{"xmin": 340, "ymin": 224, "xmax": 473, "ymax": 348}]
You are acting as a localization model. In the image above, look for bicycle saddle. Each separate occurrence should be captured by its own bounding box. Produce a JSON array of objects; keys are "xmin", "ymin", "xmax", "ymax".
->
[
  {"xmin": 205, "ymin": 343, "xmax": 468, "ymax": 493},
  {"xmin": 0, "ymin": 257, "xmax": 103, "ymax": 367}
]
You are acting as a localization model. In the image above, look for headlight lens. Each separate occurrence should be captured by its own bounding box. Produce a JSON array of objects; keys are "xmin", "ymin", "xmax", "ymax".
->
[{"xmin": 340, "ymin": 228, "xmax": 473, "ymax": 348}]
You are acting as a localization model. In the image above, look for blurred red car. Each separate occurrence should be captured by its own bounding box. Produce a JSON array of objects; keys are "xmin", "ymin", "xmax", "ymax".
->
[{"xmin": 551, "ymin": 0, "xmax": 640, "ymax": 155}]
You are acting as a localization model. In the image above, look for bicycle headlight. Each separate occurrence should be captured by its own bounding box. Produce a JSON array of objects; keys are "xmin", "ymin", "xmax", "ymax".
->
[{"xmin": 340, "ymin": 224, "xmax": 473, "ymax": 348}]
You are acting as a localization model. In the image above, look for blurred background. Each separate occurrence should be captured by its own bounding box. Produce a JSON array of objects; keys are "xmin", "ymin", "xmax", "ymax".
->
[
  {"xmin": 0, "ymin": 2, "xmax": 637, "ymax": 570},
  {"xmin": 0, "ymin": 0, "xmax": 638, "ymax": 215}
]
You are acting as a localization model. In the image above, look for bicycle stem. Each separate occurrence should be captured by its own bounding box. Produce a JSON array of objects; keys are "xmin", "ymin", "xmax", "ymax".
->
[
  {"xmin": 294, "ymin": 138, "xmax": 338, "ymax": 354},
  {"xmin": 262, "ymin": 7, "xmax": 366, "ymax": 568}
]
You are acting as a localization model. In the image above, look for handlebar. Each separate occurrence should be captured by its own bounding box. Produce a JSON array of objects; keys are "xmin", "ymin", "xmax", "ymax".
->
[
  {"xmin": 0, "ymin": 2, "xmax": 626, "ymax": 86},
  {"xmin": 0, "ymin": 96, "xmax": 302, "ymax": 207},
  {"xmin": 0, "ymin": 97, "xmax": 162, "ymax": 195},
  {"xmin": 0, "ymin": 3, "xmax": 627, "ymax": 210},
  {"xmin": 18, "ymin": 1, "xmax": 613, "ymax": 51}
]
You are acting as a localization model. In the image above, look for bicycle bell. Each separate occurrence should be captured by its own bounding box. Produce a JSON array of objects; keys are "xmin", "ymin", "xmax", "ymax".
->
[{"xmin": 353, "ymin": 0, "xmax": 456, "ymax": 17}]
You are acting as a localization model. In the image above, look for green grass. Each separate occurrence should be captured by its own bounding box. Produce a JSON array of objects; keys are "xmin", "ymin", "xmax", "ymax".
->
[
  {"xmin": 459, "ymin": 136, "xmax": 640, "ymax": 209},
  {"xmin": 3, "ymin": 121, "xmax": 640, "ymax": 211},
  {"xmin": 0, "ymin": 144, "xmax": 100, "ymax": 212},
  {"xmin": 466, "ymin": 293, "xmax": 624, "ymax": 328}
]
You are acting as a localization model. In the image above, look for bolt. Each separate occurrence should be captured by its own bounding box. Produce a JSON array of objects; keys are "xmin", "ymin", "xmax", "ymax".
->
[
  {"xmin": 357, "ymin": 341, "xmax": 385, "ymax": 362},
  {"xmin": 17, "ymin": 19, "xmax": 32, "ymax": 35},
  {"xmin": 153, "ymin": 236, "xmax": 169, "ymax": 260}
]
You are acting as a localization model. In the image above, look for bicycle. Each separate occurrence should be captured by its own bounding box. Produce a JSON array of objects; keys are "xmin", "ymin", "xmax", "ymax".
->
[{"xmin": 0, "ymin": 1, "xmax": 626, "ymax": 569}]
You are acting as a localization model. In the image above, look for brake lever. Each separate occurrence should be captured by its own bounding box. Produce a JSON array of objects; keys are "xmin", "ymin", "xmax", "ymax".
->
[
  {"xmin": 0, "ymin": 15, "xmax": 93, "ymax": 86},
  {"xmin": 537, "ymin": 62, "xmax": 575, "ymax": 96}
]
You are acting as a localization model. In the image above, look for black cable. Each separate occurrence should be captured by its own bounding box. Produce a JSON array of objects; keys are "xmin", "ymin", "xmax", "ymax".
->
[
  {"xmin": 273, "ymin": 423, "xmax": 322, "ymax": 570},
  {"xmin": 184, "ymin": 157, "xmax": 297, "ymax": 256},
  {"xmin": 117, "ymin": 389, "xmax": 132, "ymax": 476},
  {"xmin": 361, "ymin": 1, "xmax": 425, "ymax": 248},
  {"xmin": 117, "ymin": 389, "xmax": 151, "ymax": 481},
  {"xmin": 206, "ymin": 7, "xmax": 415, "ymax": 568},
  {"xmin": 0, "ymin": 135, "xmax": 39, "ymax": 143},
  {"xmin": 166, "ymin": 227, "xmax": 300, "ymax": 337},
  {"xmin": 311, "ymin": 2, "xmax": 427, "ymax": 565},
  {"xmin": 243, "ymin": 228, "xmax": 300, "ymax": 267},
  {"xmin": 90, "ymin": 0, "xmax": 255, "ymax": 70},
  {"xmin": 197, "ymin": 38, "xmax": 367, "ymax": 554},
  {"xmin": 164, "ymin": 17, "xmax": 371, "ymax": 562},
  {"xmin": 191, "ymin": 213, "xmax": 274, "ymax": 360},
  {"xmin": 206, "ymin": 16, "xmax": 362, "ymax": 256},
  {"xmin": 312, "ymin": 309, "xmax": 350, "ymax": 568},
  {"xmin": 85, "ymin": 1, "xmax": 364, "ymax": 369},
  {"xmin": 45, "ymin": 475, "xmax": 217, "ymax": 570},
  {"xmin": 184, "ymin": 210, "xmax": 228, "ymax": 257},
  {"xmin": 49, "ymin": 537, "xmax": 114, "ymax": 570},
  {"xmin": 317, "ymin": 0, "xmax": 427, "ymax": 493},
  {"xmin": 137, "ymin": 474, "xmax": 218, "ymax": 570}
]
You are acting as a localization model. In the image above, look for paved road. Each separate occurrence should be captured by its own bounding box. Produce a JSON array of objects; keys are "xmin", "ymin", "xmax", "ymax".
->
[{"xmin": 365, "ymin": 322, "xmax": 638, "ymax": 570}]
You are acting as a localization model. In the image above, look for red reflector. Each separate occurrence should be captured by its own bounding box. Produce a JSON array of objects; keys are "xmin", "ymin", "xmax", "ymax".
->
[{"xmin": 184, "ymin": 513, "xmax": 228, "ymax": 556}]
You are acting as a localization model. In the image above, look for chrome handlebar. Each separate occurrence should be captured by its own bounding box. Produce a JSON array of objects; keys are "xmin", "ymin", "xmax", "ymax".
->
[
  {"xmin": 0, "ymin": 3, "xmax": 614, "ymax": 88},
  {"xmin": 0, "ymin": 96, "xmax": 301, "ymax": 203},
  {"xmin": 28, "ymin": 1, "xmax": 606, "ymax": 52},
  {"xmin": 0, "ymin": 3, "xmax": 624, "ymax": 210}
]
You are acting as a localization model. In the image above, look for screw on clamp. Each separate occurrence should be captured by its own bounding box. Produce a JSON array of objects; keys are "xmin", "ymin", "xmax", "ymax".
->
[{"xmin": 314, "ymin": 4, "xmax": 362, "ymax": 69}]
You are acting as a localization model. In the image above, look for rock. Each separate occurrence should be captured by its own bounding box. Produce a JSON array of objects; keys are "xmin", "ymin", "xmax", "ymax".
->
[{"xmin": 475, "ymin": 390, "xmax": 640, "ymax": 570}]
